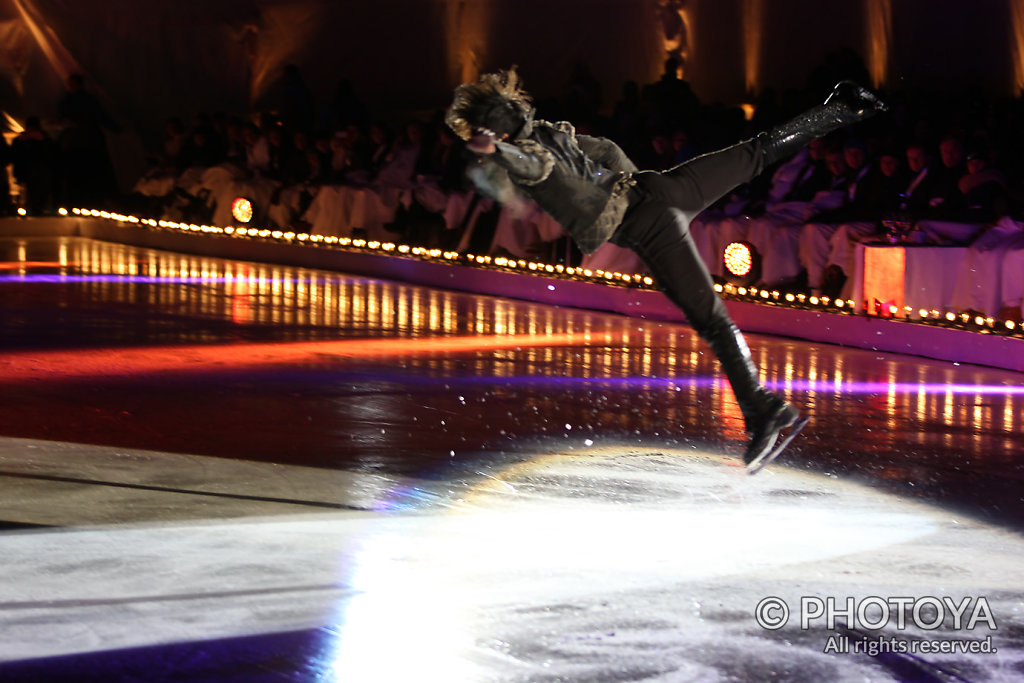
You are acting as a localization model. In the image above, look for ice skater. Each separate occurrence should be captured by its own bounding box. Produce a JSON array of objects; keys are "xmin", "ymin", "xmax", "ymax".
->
[{"xmin": 446, "ymin": 68, "xmax": 886, "ymax": 472}]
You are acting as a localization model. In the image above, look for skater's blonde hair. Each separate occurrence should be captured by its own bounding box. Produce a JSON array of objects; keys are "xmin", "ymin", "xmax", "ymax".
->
[{"xmin": 445, "ymin": 67, "xmax": 533, "ymax": 141}]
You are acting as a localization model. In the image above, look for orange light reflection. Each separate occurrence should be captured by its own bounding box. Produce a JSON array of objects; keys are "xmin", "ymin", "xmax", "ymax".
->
[
  {"xmin": 0, "ymin": 261, "xmax": 78, "ymax": 270},
  {"xmin": 0, "ymin": 332, "xmax": 619, "ymax": 384}
]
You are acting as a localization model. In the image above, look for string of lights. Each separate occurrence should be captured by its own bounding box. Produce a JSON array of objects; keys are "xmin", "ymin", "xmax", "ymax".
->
[{"xmin": 65, "ymin": 208, "xmax": 1024, "ymax": 339}]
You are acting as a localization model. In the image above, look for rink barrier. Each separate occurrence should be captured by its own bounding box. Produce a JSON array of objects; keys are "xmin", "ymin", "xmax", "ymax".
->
[{"xmin": 2, "ymin": 215, "xmax": 1022, "ymax": 374}]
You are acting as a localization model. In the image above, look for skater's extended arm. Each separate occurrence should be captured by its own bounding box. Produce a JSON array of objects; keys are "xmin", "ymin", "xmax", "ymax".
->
[
  {"xmin": 467, "ymin": 129, "xmax": 554, "ymax": 185},
  {"xmin": 577, "ymin": 135, "xmax": 638, "ymax": 174}
]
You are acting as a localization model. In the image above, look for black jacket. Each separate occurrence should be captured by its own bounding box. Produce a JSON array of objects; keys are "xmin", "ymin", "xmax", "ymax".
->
[{"xmin": 481, "ymin": 120, "xmax": 638, "ymax": 253}]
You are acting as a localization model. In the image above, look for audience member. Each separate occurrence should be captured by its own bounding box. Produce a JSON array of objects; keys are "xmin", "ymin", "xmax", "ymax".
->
[
  {"xmin": 739, "ymin": 145, "xmax": 852, "ymax": 286},
  {"xmin": 958, "ymin": 142, "xmax": 1008, "ymax": 223},
  {"xmin": 161, "ymin": 117, "xmax": 188, "ymax": 171},
  {"xmin": 243, "ymin": 122, "xmax": 271, "ymax": 175},
  {"xmin": 11, "ymin": 116, "xmax": 57, "ymax": 214},
  {"xmin": 56, "ymin": 73, "xmax": 120, "ymax": 206},
  {"xmin": 801, "ymin": 145, "xmax": 907, "ymax": 296}
]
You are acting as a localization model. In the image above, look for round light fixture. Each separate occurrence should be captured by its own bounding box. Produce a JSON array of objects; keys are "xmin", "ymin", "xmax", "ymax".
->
[
  {"xmin": 723, "ymin": 241, "xmax": 760, "ymax": 285},
  {"xmin": 231, "ymin": 197, "xmax": 254, "ymax": 223}
]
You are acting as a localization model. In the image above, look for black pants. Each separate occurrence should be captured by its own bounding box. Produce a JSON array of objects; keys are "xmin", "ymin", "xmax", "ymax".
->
[{"xmin": 611, "ymin": 139, "xmax": 763, "ymax": 339}]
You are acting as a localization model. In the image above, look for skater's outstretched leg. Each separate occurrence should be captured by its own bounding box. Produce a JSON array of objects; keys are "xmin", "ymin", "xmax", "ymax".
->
[
  {"xmin": 655, "ymin": 139, "xmax": 765, "ymax": 219},
  {"xmin": 612, "ymin": 200, "xmax": 802, "ymax": 471},
  {"xmin": 643, "ymin": 81, "xmax": 886, "ymax": 222},
  {"xmin": 611, "ymin": 81, "xmax": 886, "ymax": 470},
  {"xmin": 759, "ymin": 81, "xmax": 888, "ymax": 165}
]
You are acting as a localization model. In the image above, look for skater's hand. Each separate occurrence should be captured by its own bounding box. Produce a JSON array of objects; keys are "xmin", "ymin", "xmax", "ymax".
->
[{"xmin": 467, "ymin": 127, "xmax": 497, "ymax": 155}]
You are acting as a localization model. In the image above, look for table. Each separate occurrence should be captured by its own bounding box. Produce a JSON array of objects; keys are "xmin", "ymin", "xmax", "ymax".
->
[{"xmin": 852, "ymin": 243, "xmax": 967, "ymax": 317}]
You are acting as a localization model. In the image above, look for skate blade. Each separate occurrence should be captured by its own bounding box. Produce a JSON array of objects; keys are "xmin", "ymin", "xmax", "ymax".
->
[{"xmin": 746, "ymin": 416, "xmax": 809, "ymax": 475}]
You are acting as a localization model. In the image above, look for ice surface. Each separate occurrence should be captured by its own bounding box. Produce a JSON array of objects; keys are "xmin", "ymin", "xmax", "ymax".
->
[{"xmin": 1, "ymin": 447, "xmax": 1021, "ymax": 681}]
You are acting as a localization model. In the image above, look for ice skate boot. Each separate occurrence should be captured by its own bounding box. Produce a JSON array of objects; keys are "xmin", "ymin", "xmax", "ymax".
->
[
  {"xmin": 742, "ymin": 392, "xmax": 807, "ymax": 474},
  {"xmin": 759, "ymin": 81, "xmax": 889, "ymax": 165},
  {"xmin": 702, "ymin": 319, "xmax": 807, "ymax": 473}
]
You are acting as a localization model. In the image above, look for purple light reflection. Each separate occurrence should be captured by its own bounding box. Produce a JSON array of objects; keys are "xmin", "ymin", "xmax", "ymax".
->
[
  {"xmin": 497, "ymin": 375, "xmax": 1024, "ymax": 396},
  {"xmin": 777, "ymin": 379, "xmax": 1024, "ymax": 396},
  {"xmin": 325, "ymin": 371, "xmax": 1024, "ymax": 397},
  {"xmin": 0, "ymin": 275, "xmax": 359, "ymax": 284}
]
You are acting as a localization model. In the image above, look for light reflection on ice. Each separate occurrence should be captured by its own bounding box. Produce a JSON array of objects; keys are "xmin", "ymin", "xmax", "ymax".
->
[
  {"xmin": 326, "ymin": 451, "xmax": 939, "ymax": 681},
  {"xmin": 4, "ymin": 447, "xmax": 1015, "ymax": 681}
]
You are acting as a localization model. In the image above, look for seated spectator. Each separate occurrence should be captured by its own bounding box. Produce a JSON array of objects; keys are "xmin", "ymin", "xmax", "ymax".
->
[
  {"xmin": 267, "ymin": 130, "xmax": 318, "ymax": 229},
  {"xmin": 300, "ymin": 122, "xmax": 424, "ymax": 240},
  {"xmin": 823, "ymin": 139, "xmax": 972, "ymax": 298},
  {"xmin": 764, "ymin": 137, "xmax": 833, "ymax": 208},
  {"xmin": 889, "ymin": 139, "xmax": 965, "ymax": 223},
  {"xmin": 935, "ymin": 135, "xmax": 968, "ymax": 212},
  {"xmin": 799, "ymin": 142, "xmax": 907, "ymax": 294},
  {"xmin": 912, "ymin": 135, "xmax": 980, "ymax": 244},
  {"xmin": 263, "ymin": 124, "xmax": 290, "ymax": 181},
  {"xmin": 958, "ymin": 142, "xmax": 1008, "ymax": 223},
  {"xmin": 690, "ymin": 137, "xmax": 829, "ymax": 278},
  {"xmin": 364, "ymin": 123, "xmax": 392, "ymax": 178},
  {"xmin": 403, "ymin": 124, "xmax": 469, "ymax": 247},
  {"xmin": 324, "ymin": 130, "xmax": 353, "ymax": 182},
  {"xmin": 281, "ymin": 130, "xmax": 315, "ymax": 186},
  {"xmin": 189, "ymin": 112, "xmax": 222, "ymax": 158},
  {"xmin": 808, "ymin": 139, "xmax": 875, "ymax": 221},
  {"xmin": 180, "ymin": 123, "xmax": 223, "ymax": 170},
  {"xmin": 306, "ymin": 133, "xmax": 334, "ymax": 184},
  {"xmin": 222, "ymin": 117, "xmax": 246, "ymax": 165},
  {"xmin": 242, "ymin": 122, "xmax": 271, "ymax": 175},
  {"xmin": 161, "ymin": 117, "xmax": 188, "ymax": 171},
  {"xmin": 723, "ymin": 144, "xmax": 850, "ymax": 287},
  {"xmin": 375, "ymin": 121, "xmax": 424, "ymax": 187},
  {"xmin": 131, "ymin": 113, "xmax": 228, "ymax": 218},
  {"xmin": 341, "ymin": 124, "xmax": 372, "ymax": 176},
  {"xmin": 187, "ymin": 122, "xmax": 282, "ymax": 226}
]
